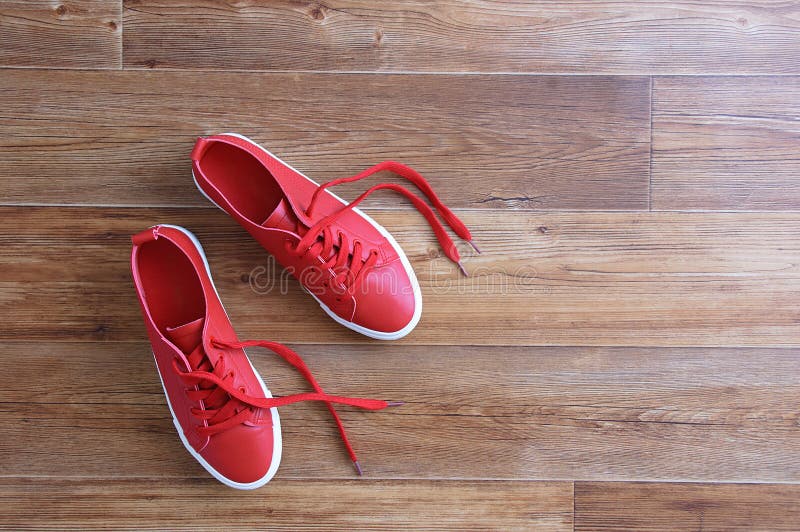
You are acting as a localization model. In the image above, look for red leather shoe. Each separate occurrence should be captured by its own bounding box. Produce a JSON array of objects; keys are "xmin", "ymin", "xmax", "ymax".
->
[
  {"xmin": 191, "ymin": 133, "xmax": 477, "ymax": 340},
  {"xmin": 131, "ymin": 224, "xmax": 397, "ymax": 488}
]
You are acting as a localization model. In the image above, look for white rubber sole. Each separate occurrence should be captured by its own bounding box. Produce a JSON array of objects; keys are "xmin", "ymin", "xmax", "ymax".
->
[
  {"xmin": 154, "ymin": 224, "xmax": 282, "ymax": 490},
  {"xmin": 192, "ymin": 133, "xmax": 422, "ymax": 341}
]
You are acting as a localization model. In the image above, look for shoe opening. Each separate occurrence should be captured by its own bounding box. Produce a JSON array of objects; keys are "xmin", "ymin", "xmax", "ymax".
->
[
  {"xmin": 135, "ymin": 237, "xmax": 205, "ymax": 336},
  {"xmin": 196, "ymin": 141, "xmax": 283, "ymax": 224}
]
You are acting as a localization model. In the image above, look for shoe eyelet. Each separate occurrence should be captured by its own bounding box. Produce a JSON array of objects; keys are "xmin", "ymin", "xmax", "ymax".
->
[{"xmin": 238, "ymin": 386, "xmax": 246, "ymax": 393}]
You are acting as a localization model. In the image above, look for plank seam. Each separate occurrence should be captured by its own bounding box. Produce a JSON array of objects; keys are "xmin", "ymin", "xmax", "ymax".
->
[
  {"xmin": 11, "ymin": 203, "xmax": 800, "ymax": 214},
  {"xmin": 4, "ymin": 340, "xmax": 800, "ymax": 350},
  {"xmin": 572, "ymin": 481, "xmax": 577, "ymax": 531},
  {"xmin": 10, "ymin": 66, "xmax": 800, "ymax": 77},
  {"xmin": 2, "ymin": 475, "xmax": 799, "ymax": 484},
  {"xmin": 648, "ymin": 76, "xmax": 654, "ymax": 212}
]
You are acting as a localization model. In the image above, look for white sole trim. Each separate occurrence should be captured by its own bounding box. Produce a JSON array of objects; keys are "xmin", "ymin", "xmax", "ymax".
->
[
  {"xmin": 154, "ymin": 224, "xmax": 282, "ymax": 490},
  {"xmin": 192, "ymin": 133, "xmax": 422, "ymax": 341}
]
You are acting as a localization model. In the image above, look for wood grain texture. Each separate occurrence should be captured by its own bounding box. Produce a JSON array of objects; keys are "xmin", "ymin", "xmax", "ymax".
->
[
  {"xmin": 575, "ymin": 482, "xmax": 800, "ymax": 531},
  {"xmin": 652, "ymin": 76, "xmax": 800, "ymax": 211},
  {"xmin": 122, "ymin": 1, "xmax": 800, "ymax": 74},
  {"xmin": 3, "ymin": 2, "xmax": 800, "ymax": 525},
  {"xmin": 0, "ymin": 69, "xmax": 649, "ymax": 210},
  {"xmin": 2, "ymin": 207, "xmax": 799, "ymax": 347},
  {"xmin": 0, "ymin": 478, "xmax": 573, "ymax": 531},
  {"xmin": 2, "ymin": 340, "xmax": 798, "ymax": 481},
  {"xmin": 0, "ymin": 0, "xmax": 121, "ymax": 68}
]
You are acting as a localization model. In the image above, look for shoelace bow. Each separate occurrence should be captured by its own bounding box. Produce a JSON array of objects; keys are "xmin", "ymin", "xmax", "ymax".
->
[
  {"xmin": 287, "ymin": 161, "xmax": 479, "ymax": 294},
  {"xmin": 171, "ymin": 337, "xmax": 400, "ymax": 475}
]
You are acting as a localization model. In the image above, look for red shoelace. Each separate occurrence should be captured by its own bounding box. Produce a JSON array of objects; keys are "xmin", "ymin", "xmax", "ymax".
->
[
  {"xmin": 171, "ymin": 337, "xmax": 399, "ymax": 475},
  {"xmin": 288, "ymin": 160, "xmax": 479, "ymax": 294}
]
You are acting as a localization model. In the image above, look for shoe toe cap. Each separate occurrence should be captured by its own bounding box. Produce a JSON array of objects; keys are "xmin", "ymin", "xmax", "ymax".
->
[
  {"xmin": 200, "ymin": 422, "xmax": 278, "ymax": 488},
  {"xmin": 350, "ymin": 262, "xmax": 419, "ymax": 336}
]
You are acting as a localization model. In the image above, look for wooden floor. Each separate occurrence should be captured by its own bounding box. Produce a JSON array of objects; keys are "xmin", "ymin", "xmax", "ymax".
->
[{"xmin": 1, "ymin": 1, "xmax": 799, "ymax": 530}]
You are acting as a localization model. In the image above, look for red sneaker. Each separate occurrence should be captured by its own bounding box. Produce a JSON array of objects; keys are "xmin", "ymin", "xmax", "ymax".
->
[
  {"xmin": 191, "ymin": 133, "xmax": 477, "ymax": 340},
  {"xmin": 131, "ymin": 224, "xmax": 397, "ymax": 488}
]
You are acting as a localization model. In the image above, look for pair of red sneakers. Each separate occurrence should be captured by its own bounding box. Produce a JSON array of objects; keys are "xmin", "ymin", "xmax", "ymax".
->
[{"xmin": 131, "ymin": 134, "xmax": 475, "ymax": 488}]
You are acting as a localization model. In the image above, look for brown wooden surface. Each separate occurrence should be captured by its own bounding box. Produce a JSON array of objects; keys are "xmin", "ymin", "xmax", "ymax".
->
[
  {"xmin": 3, "ymin": 1, "xmax": 800, "ymax": 529},
  {"xmin": 0, "ymin": 0, "xmax": 121, "ymax": 68},
  {"xmin": 122, "ymin": 1, "xmax": 800, "ymax": 74},
  {"xmin": 2, "ymin": 340, "xmax": 798, "ymax": 481},
  {"xmin": 653, "ymin": 76, "xmax": 800, "ymax": 211},
  {"xmin": 3, "ymin": 206, "xmax": 799, "ymax": 347},
  {"xmin": 575, "ymin": 482, "xmax": 800, "ymax": 531},
  {"xmin": 0, "ymin": 69, "xmax": 650, "ymax": 210},
  {"xmin": 0, "ymin": 478, "xmax": 573, "ymax": 530}
]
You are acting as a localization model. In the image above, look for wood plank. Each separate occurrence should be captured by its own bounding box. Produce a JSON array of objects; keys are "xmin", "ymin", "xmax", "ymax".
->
[
  {"xmin": 0, "ymin": 0, "xmax": 121, "ymax": 68},
  {"xmin": 1, "ymin": 341, "xmax": 798, "ymax": 481},
  {"xmin": 122, "ymin": 1, "xmax": 800, "ymax": 74},
  {"xmin": 0, "ymin": 478, "xmax": 573, "ymax": 531},
  {"xmin": 652, "ymin": 76, "xmax": 800, "ymax": 211},
  {"xmin": 2, "ymin": 207, "xmax": 799, "ymax": 347},
  {"xmin": 575, "ymin": 482, "xmax": 800, "ymax": 531},
  {"xmin": 0, "ymin": 69, "xmax": 650, "ymax": 210}
]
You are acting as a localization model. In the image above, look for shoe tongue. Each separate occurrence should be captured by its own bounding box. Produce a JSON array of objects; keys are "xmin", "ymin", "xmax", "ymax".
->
[
  {"xmin": 263, "ymin": 198, "xmax": 346, "ymax": 259},
  {"xmin": 262, "ymin": 198, "xmax": 300, "ymax": 233},
  {"xmin": 165, "ymin": 317, "xmax": 205, "ymax": 353}
]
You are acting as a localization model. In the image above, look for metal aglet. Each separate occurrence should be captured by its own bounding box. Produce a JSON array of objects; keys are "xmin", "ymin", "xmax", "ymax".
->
[
  {"xmin": 457, "ymin": 261, "xmax": 469, "ymax": 277},
  {"xmin": 387, "ymin": 401, "xmax": 405, "ymax": 407},
  {"xmin": 467, "ymin": 240, "xmax": 481, "ymax": 254},
  {"xmin": 354, "ymin": 460, "xmax": 364, "ymax": 476}
]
